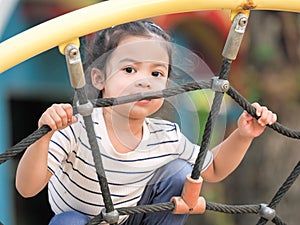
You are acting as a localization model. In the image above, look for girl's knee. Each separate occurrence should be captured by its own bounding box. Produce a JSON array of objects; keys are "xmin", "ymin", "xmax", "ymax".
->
[
  {"xmin": 138, "ymin": 159, "xmax": 193, "ymax": 206},
  {"xmin": 164, "ymin": 159, "xmax": 193, "ymax": 183},
  {"xmin": 49, "ymin": 211, "xmax": 90, "ymax": 225},
  {"xmin": 156, "ymin": 159, "xmax": 193, "ymax": 191}
]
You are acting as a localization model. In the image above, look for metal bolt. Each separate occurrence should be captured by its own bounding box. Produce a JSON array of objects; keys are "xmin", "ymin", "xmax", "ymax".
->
[
  {"xmin": 239, "ymin": 17, "xmax": 248, "ymax": 27},
  {"xmin": 70, "ymin": 48, "xmax": 78, "ymax": 57},
  {"xmin": 221, "ymin": 82, "xmax": 230, "ymax": 92}
]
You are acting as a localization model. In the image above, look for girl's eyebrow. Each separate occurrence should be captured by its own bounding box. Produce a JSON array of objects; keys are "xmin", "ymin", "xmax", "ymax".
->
[
  {"xmin": 119, "ymin": 58, "xmax": 137, "ymax": 64},
  {"xmin": 119, "ymin": 58, "xmax": 169, "ymax": 69}
]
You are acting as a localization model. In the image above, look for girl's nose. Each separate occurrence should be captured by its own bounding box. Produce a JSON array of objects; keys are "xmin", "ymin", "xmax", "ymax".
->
[{"xmin": 135, "ymin": 79, "xmax": 151, "ymax": 88}]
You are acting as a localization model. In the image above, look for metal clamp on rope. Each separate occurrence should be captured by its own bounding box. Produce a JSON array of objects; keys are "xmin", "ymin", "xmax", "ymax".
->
[
  {"xmin": 64, "ymin": 43, "xmax": 86, "ymax": 89},
  {"xmin": 76, "ymin": 101, "xmax": 93, "ymax": 117},
  {"xmin": 259, "ymin": 204, "xmax": 276, "ymax": 221},
  {"xmin": 211, "ymin": 77, "xmax": 230, "ymax": 92},
  {"xmin": 101, "ymin": 208, "xmax": 119, "ymax": 224},
  {"xmin": 171, "ymin": 175, "xmax": 206, "ymax": 214},
  {"xmin": 222, "ymin": 13, "xmax": 248, "ymax": 60}
]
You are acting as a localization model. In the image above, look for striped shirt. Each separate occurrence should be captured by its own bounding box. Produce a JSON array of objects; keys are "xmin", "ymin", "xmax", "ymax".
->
[{"xmin": 47, "ymin": 108, "xmax": 212, "ymax": 223}]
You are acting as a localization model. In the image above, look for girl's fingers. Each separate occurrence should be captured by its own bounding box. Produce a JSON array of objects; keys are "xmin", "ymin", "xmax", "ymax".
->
[
  {"xmin": 39, "ymin": 111, "xmax": 60, "ymax": 130},
  {"xmin": 56, "ymin": 109, "xmax": 68, "ymax": 127},
  {"xmin": 252, "ymin": 102, "xmax": 262, "ymax": 117},
  {"xmin": 62, "ymin": 104, "xmax": 78, "ymax": 125},
  {"xmin": 252, "ymin": 102, "xmax": 277, "ymax": 126},
  {"xmin": 269, "ymin": 113, "xmax": 277, "ymax": 125},
  {"xmin": 257, "ymin": 106, "xmax": 269, "ymax": 126},
  {"xmin": 71, "ymin": 115, "xmax": 78, "ymax": 124},
  {"xmin": 38, "ymin": 104, "xmax": 75, "ymax": 130},
  {"xmin": 61, "ymin": 104, "xmax": 74, "ymax": 124}
]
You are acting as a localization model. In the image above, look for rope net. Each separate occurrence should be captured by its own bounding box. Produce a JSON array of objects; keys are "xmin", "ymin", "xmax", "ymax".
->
[{"xmin": 1, "ymin": 61, "xmax": 299, "ymax": 225}]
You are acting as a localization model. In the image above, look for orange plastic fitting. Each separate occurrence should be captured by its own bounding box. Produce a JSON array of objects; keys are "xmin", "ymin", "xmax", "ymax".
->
[{"xmin": 171, "ymin": 175, "xmax": 206, "ymax": 214}]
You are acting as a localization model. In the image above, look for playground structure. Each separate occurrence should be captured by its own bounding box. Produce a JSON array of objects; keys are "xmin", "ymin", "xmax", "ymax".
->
[{"xmin": 1, "ymin": 0, "xmax": 300, "ymax": 224}]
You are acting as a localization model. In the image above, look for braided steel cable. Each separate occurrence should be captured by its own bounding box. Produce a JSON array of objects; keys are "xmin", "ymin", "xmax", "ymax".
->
[
  {"xmin": 0, "ymin": 80, "xmax": 211, "ymax": 164},
  {"xmin": 206, "ymin": 202, "xmax": 260, "ymax": 214},
  {"xmin": 87, "ymin": 201, "xmax": 265, "ymax": 225},
  {"xmin": 91, "ymin": 80, "xmax": 211, "ymax": 108},
  {"xmin": 227, "ymin": 87, "xmax": 300, "ymax": 139},
  {"xmin": 268, "ymin": 161, "xmax": 300, "ymax": 209},
  {"xmin": 2, "ymin": 82, "xmax": 300, "ymax": 166},
  {"xmin": 0, "ymin": 125, "xmax": 51, "ymax": 164},
  {"xmin": 271, "ymin": 216, "xmax": 287, "ymax": 225},
  {"xmin": 76, "ymin": 87, "xmax": 116, "ymax": 223},
  {"xmin": 87, "ymin": 202, "xmax": 175, "ymax": 225},
  {"xmin": 256, "ymin": 161, "xmax": 300, "ymax": 225},
  {"xmin": 2, "ymin": 81, "xmax": 300, "ymax": 169},
  {"xmin": 192, "ymin": 58, "xmax": 231, "ymax": 179},
  {"xmin": 257, "ymin": 216, "xmax": 287, "ymax": 225}
]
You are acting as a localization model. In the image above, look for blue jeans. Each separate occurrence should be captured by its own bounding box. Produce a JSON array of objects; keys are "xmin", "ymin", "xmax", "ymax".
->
[{"xmin": 49, "ymin": 159, "xmax": 192, "ymax": 225}]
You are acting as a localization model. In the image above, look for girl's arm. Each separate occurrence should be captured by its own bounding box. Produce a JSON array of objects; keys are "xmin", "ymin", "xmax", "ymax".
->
[
  {"xmin": 15, "ymin": 103, "xmax": 77, "ymax": 197},
  {"xmin": 201, "ymin": 103, "xmax": 277, "ymax": 182},
  {"xmin": 16, "ymin": 132, "xmax": 54, "ymax": 197}
]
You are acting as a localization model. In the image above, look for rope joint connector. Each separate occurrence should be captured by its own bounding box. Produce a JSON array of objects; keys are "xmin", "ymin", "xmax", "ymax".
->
[
  {"xmin": 222, "ymin": 13, "xmax": 249, "ymax": 60},
  {"xmin": 101, "ymin": 208, "xmax": 119, "ymax": 224},
  {"xmin": 64, "ymin": 43, "xmax": 86, "ymax": 89},
  {"xmin": 76, "ymin": 101, "xmax": 93, "ymax": 116},
  {"xmin": 259, "ymin": 203, "xmax": 276, "ymax": 221},
  {"xmin": 211, "ymin": 77, "xmax": 230, "ymax": 92},
  {"xmin": 171, "ymin": 175, "xmax": 206, "ymax": 214}
]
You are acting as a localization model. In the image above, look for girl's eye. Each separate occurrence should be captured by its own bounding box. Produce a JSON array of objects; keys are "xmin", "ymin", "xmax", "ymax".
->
[
  {"xmin": 152, "ymin": 71, "xmax": 163, "ymax": 77},
  {"xmin": 123, "ymin": 67, "xmax": 136, "ymax": 74}
]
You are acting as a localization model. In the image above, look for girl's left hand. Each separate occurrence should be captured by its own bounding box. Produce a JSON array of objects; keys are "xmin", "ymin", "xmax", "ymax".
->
[{"xmin": 237, "ymin": 102, "xmax": 277, "ymax": 138}]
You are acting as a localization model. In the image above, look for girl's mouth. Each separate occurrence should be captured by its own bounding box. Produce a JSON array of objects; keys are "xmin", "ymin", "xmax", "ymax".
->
[{"xmin": 136, "ymin": 99, "xmax": 151, "ymax": 105}]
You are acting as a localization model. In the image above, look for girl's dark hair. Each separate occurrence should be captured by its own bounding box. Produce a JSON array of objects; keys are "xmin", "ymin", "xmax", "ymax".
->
[{"xmin": 82, "ymin": 20, "xmax": 171, "ymax": 99}]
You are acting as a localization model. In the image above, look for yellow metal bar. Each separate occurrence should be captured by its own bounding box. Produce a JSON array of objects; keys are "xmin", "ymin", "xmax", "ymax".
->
[{"xmin": 0, "ymin": 0, "xmax": 300, "ymax": 73}]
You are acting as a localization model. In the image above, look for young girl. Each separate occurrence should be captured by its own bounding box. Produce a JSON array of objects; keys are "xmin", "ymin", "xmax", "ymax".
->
[{"xmin": 15, "ymin": 21, "xmax": 277, "ymax": 225}]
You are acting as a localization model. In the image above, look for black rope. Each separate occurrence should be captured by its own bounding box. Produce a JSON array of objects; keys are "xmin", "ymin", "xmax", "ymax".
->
[
  {"xmin": 268, "ymin": 161, "xmax": 300, "ymax": 209},
  {"xmin": 206, "ymin": 202, "xmax": 260, "ymax": 214},
  {"xmin": 0, "ymin": 80, "xmax": 211, "ymax": 164},
  {"xmin": 91, "ymin": 80, "xmax": 211, "ymax": 108},
  {"xmin": 227, "ymin": 86, "xmax": 300, "ymax": 139},
  {"xmin": 2, "ymin": 80, "xmax": 300, "ymax": 169},
  {"xmin": 256, "ymin": 161, "xmax": 300, "ymax": 225},
  {"xmin": 256, "ymin": 215, "xmax": 287, "ymax": 225},
  {"xmin": 0, "ymin": 125, "xmax": 51, "ymax": 164},
  {"xmin": 76, "ymin": 87, "xmax": 116, "ymax": 223},
  {"xmin": 86, "ymin": 199, "xmax": 292, "ymax": 225},
  {"xmin": 271, "ymin": 215, "xmax": 287, "ymax": 225},
  {"xmin": 88, "ymin": 200, "xmax": 267, "ymax": 225},
  {"xmin": 191, "ymin": 58, "xmax": 231, "ymax": 179},
  {"xmin": 87, "ymin": 202, "xmax": 175, "ymax": 225},
  {"xmin": 2, "ymin": 80, "xmax": 300, "ymax": 168}
]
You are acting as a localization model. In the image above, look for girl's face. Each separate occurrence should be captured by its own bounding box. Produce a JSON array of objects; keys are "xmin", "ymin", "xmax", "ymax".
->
[{"xmin": 98, "ymin": 35, "xmax": 169, "ymax": 120}]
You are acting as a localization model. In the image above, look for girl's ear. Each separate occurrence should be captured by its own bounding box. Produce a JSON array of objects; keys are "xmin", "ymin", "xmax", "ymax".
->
[{"xmin": 91, "ymin": 68, "xmax": 105, "ymax": 90}]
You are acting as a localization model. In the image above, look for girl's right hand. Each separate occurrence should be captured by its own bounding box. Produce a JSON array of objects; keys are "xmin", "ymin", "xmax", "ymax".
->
[
  {"xmin": 38, "ymin": 103, "xmax": 78, "ymax": 131},
  {"xmin": 237, "ymin": 102, "xmax": 277, "ymax": 138}
]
